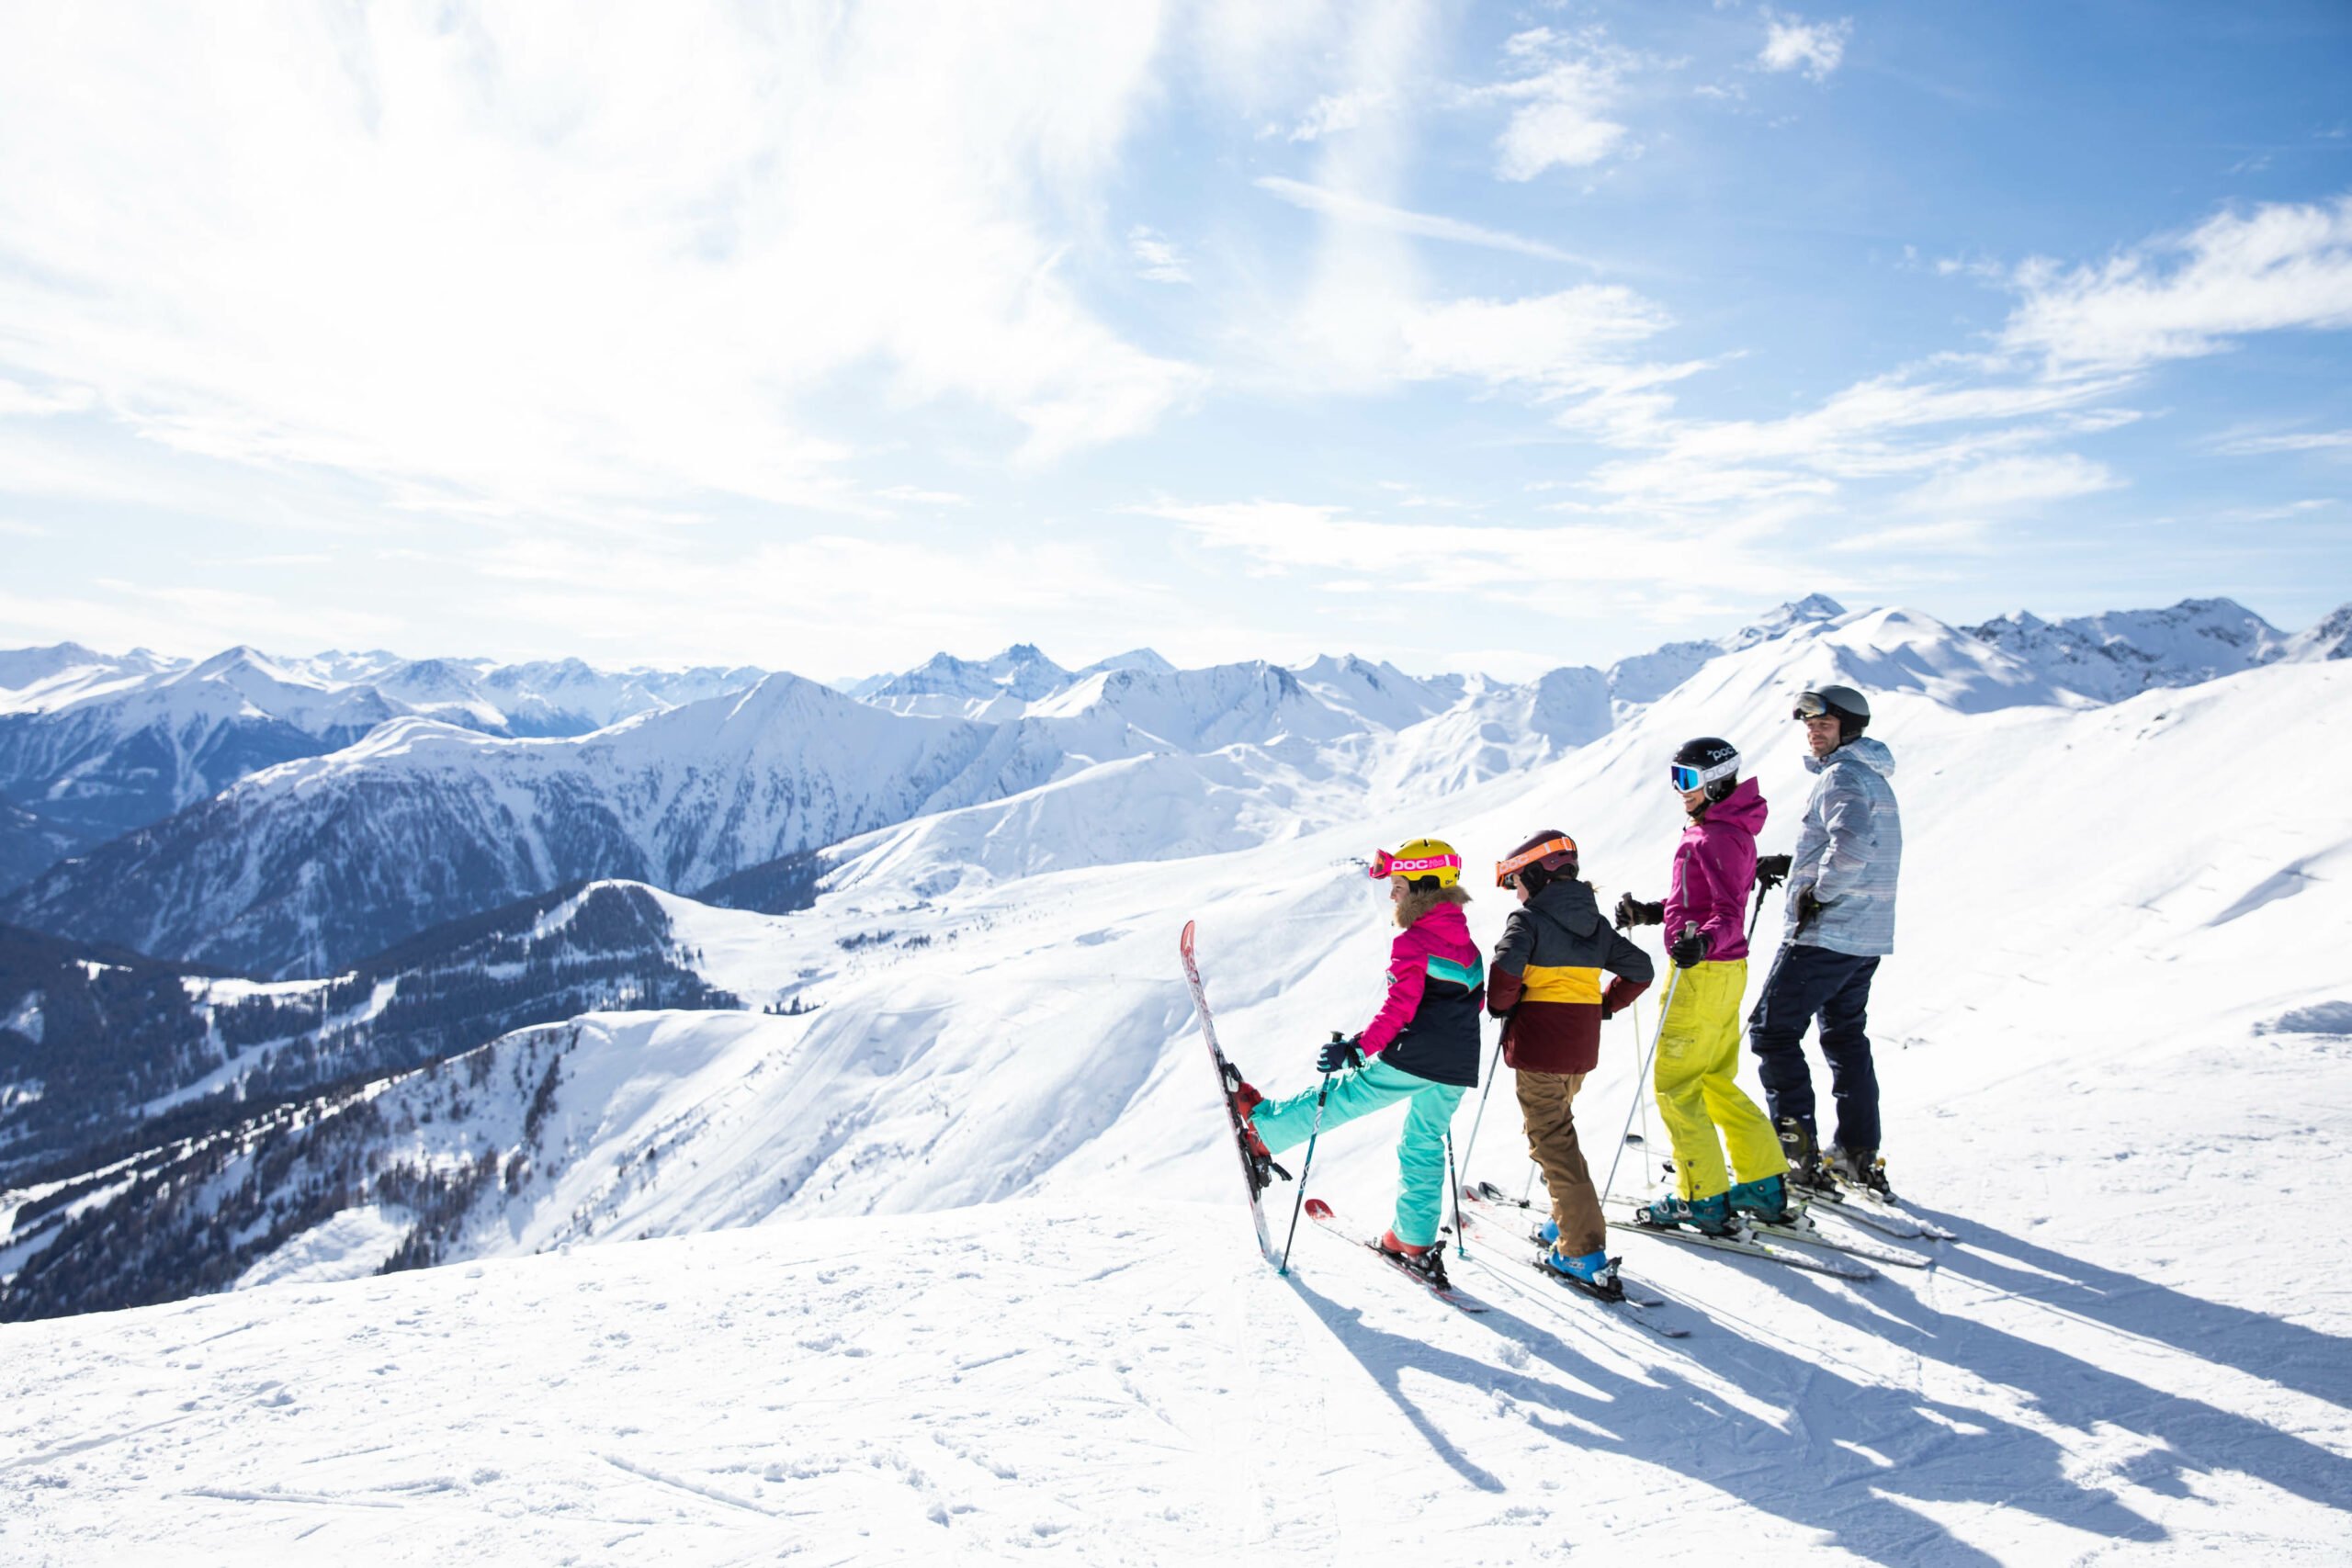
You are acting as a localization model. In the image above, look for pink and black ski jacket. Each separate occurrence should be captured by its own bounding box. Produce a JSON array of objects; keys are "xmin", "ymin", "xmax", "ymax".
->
[
  {"xmin": 1359, "ymin": 900, "xmax": 1484, "ymax": 1088},
  {"xmin": 1664, "ymin": 775, "xmax": 1768, "ymax": 963}
]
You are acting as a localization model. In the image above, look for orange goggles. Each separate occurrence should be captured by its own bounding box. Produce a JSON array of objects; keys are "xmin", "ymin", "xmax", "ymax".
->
[
  {"xmin": 1495, "ymin": 836, "xmax": 1577, "ymax": 887},
  {"xmin": 1368, "ymin": 849, "xmax": 1461, "ymax": 880}
]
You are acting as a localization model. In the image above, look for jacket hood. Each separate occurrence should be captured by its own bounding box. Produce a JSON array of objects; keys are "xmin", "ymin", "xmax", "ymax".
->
[
  {"xmin": 1804, "ymin": 735, "xmax": 1895, "ymax": 779},
  {"xmin": 1700, "ymin": 774, "xmax": 1768, "ymax": 835},
  {"xmin": 1408, "ymin": 897, "xmax": 1474, "ymax": 940},
  {"xmin": 1525, "ymin": 876, "xmax": 1603, "ymax": 938}
]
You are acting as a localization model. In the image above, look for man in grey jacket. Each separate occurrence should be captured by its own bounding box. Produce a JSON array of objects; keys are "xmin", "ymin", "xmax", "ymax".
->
[{"xmin": 1747, "ymin": 683, "xmax": 1903, "ymax": 1197}]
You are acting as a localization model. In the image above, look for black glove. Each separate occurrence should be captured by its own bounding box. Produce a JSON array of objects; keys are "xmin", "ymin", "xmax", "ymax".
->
[
  {"xmin": 1614, "ymin": 893, "xmax": 1664, "ymax": 929},
  {"xmin": 1317, "ymin": 1035, "xmax": 1364, "ymax": 1074},
  {"xmin": 1755, "ymin": 854, "xmax": 1792, "ymax": 892},
  {"xmin": 1668, "ymin": 929, "xmax": 1712, "ymax": 969},
  {"xmin": 1795, "ymin": 888, "xmax": 1826, "ymax": 926}
]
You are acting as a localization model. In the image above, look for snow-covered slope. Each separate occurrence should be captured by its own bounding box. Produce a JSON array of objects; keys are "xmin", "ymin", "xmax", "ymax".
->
[
  {"xmin": 0, "ymin": 881, "xmax": 741, "ymax": 1188},
  {"xmin": 19, "ymin": 605, "xmax": 2348, "ymax": 1315},
  {"xmin": 6, "ymin": 602, "xmax": 2352, "ymax": 1561},
  {"xmin": 2286, "ymin": 603, "xmax": 2352, "ymax": 663}
]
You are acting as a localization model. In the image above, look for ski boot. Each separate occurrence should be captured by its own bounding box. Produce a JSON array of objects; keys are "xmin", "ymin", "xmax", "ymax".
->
[
  {"xmin": 1633, "ymin": 1192, "xmax": 1737, "ymax": 1236},
  {"xmin": 1378, "ymin": 1229, "xmax": 1453, "ymax": 1290},
  {"xmin": 1542, "ymin": 1247, "xmax": 1623, "ymax": 1301},
  {"xmin": 1775, "ymin": 1116, "xmax": 1838, "ymax": 1198},
  {"xmin": 1221, "ymin": 1066, "xmax": 1289, "ymax": 1193},
  {"xmin": 1830, "ymin": 1145, "xmax": 1894, "ymax": 1201},
  {"xmin": 1726, "ymin": 1172, "xmax": 1800, "ymax": 1225}
]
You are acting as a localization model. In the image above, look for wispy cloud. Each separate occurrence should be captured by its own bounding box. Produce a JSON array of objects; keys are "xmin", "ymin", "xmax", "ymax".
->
[
  {"xmin": 1483, "ymin": 28, "xmax": 1635, "ymax": 181},
  {"xmin": 2002, "ymin": 195, "xmax": 2352, "ymax": 373},
  {"xmin": 2211, "ymin": 428, "xmax": 2352, "ymax": 456},
  {"xmin": 1254, "ymin": 177, "xmax": 1588, "ymax": 263},
  {"xmin": 1128, "ymin": 226, "xmax": 1193, "ymax": 285},
  {"xmin": 1137, "ymin": 498, "xmax": 1829, "ymax": 601},
  {"xmin": 1899, "ymin": 453, "xmax": 2120, "ymax": 514},
  {"xmin": 0, "ymin": 378, "xmax": 95, "ymax": 418},
  {"xmin": 1286, "ymin": 88, "xmax": 1391, "ymax": 143},
  {"xmin": 875, "ymin": 485, "xmax": 974, "ymax": 507},
  {"xmin": 0, "ymin": 5, "xmax": 1202, "ymax": 513},
  {"xmin": 1758, "ymin": 12, "xmax": 1853, "ymax": 82}
]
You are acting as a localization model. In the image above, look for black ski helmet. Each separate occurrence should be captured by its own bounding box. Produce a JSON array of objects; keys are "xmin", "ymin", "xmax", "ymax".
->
[
  {"xmin": 1498, "ymin": 829, "xmax": 1578, "ymax": 895},
  {"xmin": 1793, "ymin": 683, "xmax": 1871, "ymax": 741},
  {"xmin": 1670, "ymin": 737, "xmax": 1741, "ymax": 802}
]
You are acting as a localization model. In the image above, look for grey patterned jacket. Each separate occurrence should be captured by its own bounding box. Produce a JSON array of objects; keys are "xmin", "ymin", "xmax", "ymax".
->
[{"xmin": 1785, "ymin": 736, "xmax": 1901, "ymax": 957}]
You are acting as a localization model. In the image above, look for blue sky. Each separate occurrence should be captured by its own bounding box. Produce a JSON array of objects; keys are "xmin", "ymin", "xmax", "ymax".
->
[{"xmin": 0, "ymin": 1, "xmax": 2346, "ymax": 680}]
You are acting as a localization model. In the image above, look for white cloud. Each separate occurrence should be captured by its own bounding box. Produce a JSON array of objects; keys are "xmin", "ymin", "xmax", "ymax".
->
[
  {"xmin": 1254, "ymin": 177, "xmax": 1586, "ymax": 263},
  {"xmin": 1287, "ymin": 88, "xmax": 1390, "ymax": 142},
  {"xmin": 1899, "ymin": 453, "xmax": 2120, "ymax": 514},
  {"xmin": 0, "ymin": 378, "xmax": 96, "ymax": 417},
  {"xmin": 1397, "ymin": 289, "xmax": 1673, "ymax": 389},
  {"xmin": 1138, "ymin": 498, "xmax": 1824, "ymax": 599},
  {"xmin": 875, "ymin": 485, "xmax": 973, "ymax": 507},
  {"xmin": 1485, "ymin": 28, "xmax": 1634, "ymax": 181},
  {"xmin": 1127, "ymin": 226, "xmax": 1193, "ymax": 285},
  {"xmin": 2002, "ymin": 195, "xmax": 2352, "ymax": 373},
  {"xmin": 1827, "ymin": 519, "xmax": 1993, "ymax": 554},
  {"xmin": 0, "ymin": 2, "xmax": 1202, "ymax": 513},
  {"xmin": 1758, "ymin": 12, "xmax": 1852, "ymax": 82},
  {"xmin": 2212, "ymin": 429, "xmax": 2352, "ymax": 456}
]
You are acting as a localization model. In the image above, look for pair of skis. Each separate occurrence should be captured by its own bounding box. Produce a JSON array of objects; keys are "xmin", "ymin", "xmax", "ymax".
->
[
  {"xmin": 1304, "ymin": 1196, "xmax": 1690, "ymax": 1343},
  {"xmin": 1472, "ymin": 1180, "xmax": 1897, "ymax": 1280}
]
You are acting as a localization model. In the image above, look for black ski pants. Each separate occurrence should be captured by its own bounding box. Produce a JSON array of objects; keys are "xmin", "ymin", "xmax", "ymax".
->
[{"xmin": 1747, "ymin": 942, "xmax": 1883, "ymax": 1155}]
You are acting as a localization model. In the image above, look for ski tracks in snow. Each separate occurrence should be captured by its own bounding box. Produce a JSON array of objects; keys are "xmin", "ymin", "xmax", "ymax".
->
[{"xmin": 5, "ymin": 1197, "xmax": 2352, "ymax": 1564}]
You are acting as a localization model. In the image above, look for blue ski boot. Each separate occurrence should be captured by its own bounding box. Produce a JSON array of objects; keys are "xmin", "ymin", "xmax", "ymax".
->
[
  {"xmin": 1726, "ymin": 1173, "xmax": 1798, "ymax": 1225},
  {"xmin": 1634, "ymin": 1192, "xmax": 1737, "ymax": 1236},
  {"xmin": 1542, "ymin": 1247, "xmax": 1623, "ymax": 1301}
]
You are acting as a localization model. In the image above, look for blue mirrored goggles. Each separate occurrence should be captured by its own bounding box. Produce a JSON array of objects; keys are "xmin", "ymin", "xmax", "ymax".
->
[{"xmin": 1668, "ymin": 762, "xmax": 1707, "ymax": 792}]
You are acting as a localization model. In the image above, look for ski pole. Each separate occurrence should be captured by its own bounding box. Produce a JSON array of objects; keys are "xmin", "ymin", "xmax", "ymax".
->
[
  {"xmin": 1277, "ymin": 1039, "xmax": 1343, "ymax": 1276},
  {"xmin": 1453, "ymin": 1035, "xmax": 1506, "ymax": 1201},
  {"xmin": 1600, "ymin": 924, "xmax": 1694, "ymax": 1205},
  {"xmin": 1445, "ymin": 1132, "xmax": 1467, "ymax": 1258}
]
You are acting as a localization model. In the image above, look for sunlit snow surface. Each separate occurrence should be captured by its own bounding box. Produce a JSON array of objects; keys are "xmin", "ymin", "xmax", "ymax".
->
[
  {"xmin": 6, "ymin": 607, "xmax": 2352, "ymax": 1562},
  {"xmin": 5, "ymin": 1191, "xmax": 2350, "ymax": 1564}
]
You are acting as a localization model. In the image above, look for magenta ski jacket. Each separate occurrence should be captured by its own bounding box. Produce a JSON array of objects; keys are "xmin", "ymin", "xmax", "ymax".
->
[
  {"xmin": 1664, "ymin": 775, "xmax": 1768, "ymax": 964},
  {"xmin": 1359, "ymin": 900, "xmax": 1484, "ymax": 1088}
]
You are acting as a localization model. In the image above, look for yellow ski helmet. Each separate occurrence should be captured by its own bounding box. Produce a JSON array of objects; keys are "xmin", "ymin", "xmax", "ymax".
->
[{"xmin": 1369, "ymin": 837, "xmax": 1463, "ymax": 889}]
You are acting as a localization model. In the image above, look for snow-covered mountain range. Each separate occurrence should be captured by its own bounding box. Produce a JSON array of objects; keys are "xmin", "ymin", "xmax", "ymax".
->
[
  {"xmin": 1960, "ymin": 596, "xmax": 2341, "ymax": 701},
  {"xmin": 0, "ymin": 643, "xmax": 775, "ymax": 878},
  {"xmin": 6, "ymin": 592, "xmax": 2352, "ymax": 1563},
  {"xmin": 8, "ymin": 593, "xmax": 2349, "ymax": 1325}
]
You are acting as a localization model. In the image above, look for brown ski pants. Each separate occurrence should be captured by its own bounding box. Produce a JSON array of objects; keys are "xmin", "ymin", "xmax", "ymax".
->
[{"xmin": 1517, "ymin": 1069, "xmax": 1605, "ymax": 1257}]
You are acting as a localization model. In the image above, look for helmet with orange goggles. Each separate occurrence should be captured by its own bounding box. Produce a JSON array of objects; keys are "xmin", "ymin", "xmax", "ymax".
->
[
  {"xmin": 1368, "ymin": 838, "xmax": 1463, "ymax": 888},
  {"xmin": 1496, "ymin": 832, "xmax": 1577, "ymax": 889}
]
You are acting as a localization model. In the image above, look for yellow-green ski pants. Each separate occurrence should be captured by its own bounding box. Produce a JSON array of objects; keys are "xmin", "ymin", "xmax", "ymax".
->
[{"xmin": 1654, "ymin": 957, "xmax": 1785, "ymax": 1201}]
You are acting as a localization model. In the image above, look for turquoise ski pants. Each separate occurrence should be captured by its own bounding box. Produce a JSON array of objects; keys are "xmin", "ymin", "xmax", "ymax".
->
[{"xmin": 1253, "ymin": 1057, "xmax": 1465, "ymax": 1248}]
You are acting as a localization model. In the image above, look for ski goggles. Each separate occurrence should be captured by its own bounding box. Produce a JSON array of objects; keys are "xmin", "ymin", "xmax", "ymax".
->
[
  {"xmin": 1494, "ymin": 835, "xmax": 1577, "ymax": 887},
  {"xmin": 1368, "ymin": 848, "xmax": 1461, "ymax": 881},
  {"xmin": 1668, "ymin": 757, "xmax": 1738, "ymax": 793},
  {"xmin": 1792, "ymin": 691, "xmax": 1835, "ymax": 721}
]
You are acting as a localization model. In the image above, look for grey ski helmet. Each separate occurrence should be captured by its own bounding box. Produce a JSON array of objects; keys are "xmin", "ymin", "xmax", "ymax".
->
[
  {"xmin": 1793, "ymin": 683, "xmax": 1870, "ymax": 741},
  {"xmin": 1669, "ymin": 737, "xmax": 1741, "ymax": 802}
]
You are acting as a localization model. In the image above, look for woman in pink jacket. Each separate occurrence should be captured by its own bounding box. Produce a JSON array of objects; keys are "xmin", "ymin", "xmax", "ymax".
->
[{"xmin": 1614, "ymin": 739, "xmax": 1792, "ymax": 1234}]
